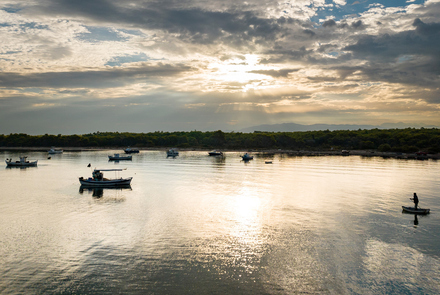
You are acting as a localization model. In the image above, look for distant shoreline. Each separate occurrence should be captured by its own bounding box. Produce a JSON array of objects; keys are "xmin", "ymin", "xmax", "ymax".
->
[{"xmin": 1, "ymin": 147, "xmax": 439, "ymax": 160}]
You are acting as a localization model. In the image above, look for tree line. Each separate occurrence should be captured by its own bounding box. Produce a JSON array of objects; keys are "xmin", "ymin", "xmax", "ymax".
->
[{"xmin": 1, "ymin": 128, "xmax": 440, "ymax": 153}]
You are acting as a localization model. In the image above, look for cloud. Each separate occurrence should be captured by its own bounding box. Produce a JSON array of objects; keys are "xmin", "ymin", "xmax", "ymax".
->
[
  {"xmin": 1, "ymin": 0, "xmax": 440, "ymax": 134},
  {"xmin": 248, "ymin": 69, "xmax": 300, "ymax": 78},
  {"xmin": 344, "ymin": 18, "xmax": 440, "ymax": 59},
  {"xmin": 24, "ymin": 0, "xmax": 290, "ymax": 47},
  {"xmin": 0, "ymin": 63, "xmax": 196, "ymax": 89},
  {"xmin": 322, "ymin": 19, "xmax": 337, "ymax": 27}
]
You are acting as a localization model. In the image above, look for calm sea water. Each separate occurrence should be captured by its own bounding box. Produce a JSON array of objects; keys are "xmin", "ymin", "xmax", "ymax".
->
[{"xmin": 1, "ymin": 150, "xmax": 440, "ymax": 294}]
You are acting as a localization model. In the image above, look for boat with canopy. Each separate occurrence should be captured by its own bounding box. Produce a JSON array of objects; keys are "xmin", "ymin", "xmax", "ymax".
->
[
  {"xmin": 5, "ymin": 156, "xmax": 38, "ymax": 167},
  {"xmin": 79, "ymin": 169, "xmax": 133, "ymax": 187}
]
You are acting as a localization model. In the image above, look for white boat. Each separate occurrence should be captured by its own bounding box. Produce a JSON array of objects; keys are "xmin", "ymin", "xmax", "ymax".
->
[
  {"xmin": 241, "ymin": 153, "xmax": 253, "ymax": 160},
  {"xmin": 124, "ymin": 147, "xmax": 139, "ymax": 154},
  {"xmin": 79, "ymin": 169, "xmax": 133, "ymax": 187},
  {"xmin": 209, "ymin": 150, "xmax": 223, "ymax": 156},
  {"xmin": 167, "ymin": 149, "xmax": 179, "ymax": 157},
  {"xmin": 5, "ymin": 156, "xmax": 38, "ymax": 167},
  {"xmin": 108, "ymin": 154, "xmax": 132, "ymax": 161},
  {"xmin": 48, "ymin": 147, "xmax": 63, "ymax": 154}
]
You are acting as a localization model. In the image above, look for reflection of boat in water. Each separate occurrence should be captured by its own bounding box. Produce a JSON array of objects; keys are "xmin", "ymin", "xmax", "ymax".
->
[
  {"xmin": 402, "ymin": 206, "xmax": 430, "ymax": 215},
  {"xmin": 241, "ymin": 153, "xmax": 253, "ymax": 160},
  {"xmin": 167, "ymin": 149, "xmax": 179, "ymax": 157},
  {"xmin": 108, "ymin": 154, "xmax": 132, "ymax": 161},
  {"xmin": 124, "ymin": 147, "xmax": 139, "ymax": 154},
  {"xmin": 5, "ymin": 156, "xmax": 38, "ymax": 167},
  {"xmin": 209, "ymin": 150, "xmax": 223, "ymax": 156},
  {"xmin": 48, "ymin": 147, "xmax": 63, "ymax": 154},
  {"xmin": 79, "ymin": 169, "xmax": 133, "ymax": 187},
  {"xmin": 79, "ymin": 185, "xmax": 132, "ymax": 198}
]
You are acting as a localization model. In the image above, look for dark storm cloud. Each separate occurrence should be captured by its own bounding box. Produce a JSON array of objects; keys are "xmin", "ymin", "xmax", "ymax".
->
[
  {"xmin": 0, "ymin": 63, "xmax": 194, "ymax": 88},
  {"xmin": 29, "ymin": 0, "xmax": 288, "ymax": 46}
]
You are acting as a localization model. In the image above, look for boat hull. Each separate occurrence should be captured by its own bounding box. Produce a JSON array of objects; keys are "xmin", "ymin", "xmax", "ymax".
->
[
  {"xmin": 166, "ymin": 149, "xmax": 179, "ymax": 157},
  {"xmin": 79, "ymin": 177, "xmax": 133, "ymax": 187},
  {"xmin": 48, "ymin": 150, "xmax": 63, "ymax": 154},
  {"xmin": 108, "ymin": 156, "xmax": 132, "ymax": 160},
  {"xmin": 5, "ymin": 160, "xmax": 38, "ymax": 167},
  {"xmin": 124, "ymin": 149, "xmax": 139, "ymax": 154},
  {"xmin": 402, "ymin": 206, "xmax": 430, "ymax": 214}
]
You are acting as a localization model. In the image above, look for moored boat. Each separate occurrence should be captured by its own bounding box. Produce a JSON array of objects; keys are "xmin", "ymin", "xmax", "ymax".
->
[
  {"xmin": 48, "ymin": 147, "xmax": 63, "ymax": 154},
  {"xmin": 208, "ymin": 150, "xmax": 223, "ymax": 156},
  {"xmin": 108, "ymin": 154, "xmax": 132, "ymax": 161},
  {"xmin": 241, "ymin": 153, "xmax": 253, "ymax": 160},
  {"xmin": 402, "ymin": 206, "xmax": 430, "ymax": 215},
  {"xmin": 167, "ymin": 149, "xmax": 179, "ymax": 157},
  {"xmin": 79, "ymin": 169, "xmax": 133, "ymax": 187},
  {"xmin": 5, "ymin": 156, "xmax": 38, "ymax": 167},
  {"xmin": 124, "ymin": 147, "xmax": 139, "ymax": 154}
]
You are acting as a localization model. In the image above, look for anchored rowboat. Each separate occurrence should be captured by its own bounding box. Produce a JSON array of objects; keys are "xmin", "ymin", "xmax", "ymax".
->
[{"xmin": 402, "ymin": 206, "xmax": 430, "ymax": 215}]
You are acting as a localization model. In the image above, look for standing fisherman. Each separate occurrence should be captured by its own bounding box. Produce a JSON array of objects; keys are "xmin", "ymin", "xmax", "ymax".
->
[{"xmin": 410, "ymin": 193, "xmax": 419, "ymax": 209}]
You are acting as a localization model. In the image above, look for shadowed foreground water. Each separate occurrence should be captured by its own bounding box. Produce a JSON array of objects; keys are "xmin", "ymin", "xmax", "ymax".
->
[{"xmin": 1, "ymin": 150, "xmax": 440, "ymax": 294}]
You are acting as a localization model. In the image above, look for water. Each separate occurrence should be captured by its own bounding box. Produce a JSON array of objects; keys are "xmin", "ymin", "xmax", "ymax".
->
[{"xmin": 1, "ymin": 150, "xmax": 440, "ymax": 294}]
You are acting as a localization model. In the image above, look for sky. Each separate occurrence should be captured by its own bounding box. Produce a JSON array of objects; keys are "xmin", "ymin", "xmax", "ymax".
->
[{"xmin": 0, "ymin": 0, "xmax": 439, "ymax": 134}]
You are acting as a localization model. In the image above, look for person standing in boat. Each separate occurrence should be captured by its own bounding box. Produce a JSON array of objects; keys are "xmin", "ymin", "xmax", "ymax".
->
[{"xmin": 410, "ymin": 193, "xmax": 419, "ymax": 209}]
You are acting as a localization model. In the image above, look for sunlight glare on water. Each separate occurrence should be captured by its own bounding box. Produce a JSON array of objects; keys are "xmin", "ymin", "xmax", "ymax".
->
[{"xmin": 0, "ymin": 150, "xmax": 439, "ymax": 294}]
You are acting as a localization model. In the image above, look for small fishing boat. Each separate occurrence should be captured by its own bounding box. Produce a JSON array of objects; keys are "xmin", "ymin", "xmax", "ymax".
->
[
  {"xmin": 402, "ymin": 206, "xmax": 430, "ymax": 215},
  {"xmin": 265, "ymin": 161, "xmax": 273, "ymax": 164},
  {"xmin": 242, "ymin": 153, "xmax": 253, "ymax": 160},
  {"xmin": 124, "ymin": 147, "xmax": 139, "ymax": 154},
  {"xmin": 5, "ymin": 156, "xmax": 38, "ymax": 167},
  {"xmin": 167, "ymin": 149, "xmax": 179, "ymax": 157},
  {"xmin": 209, "ymin": 150, "xmax": 223, "ymax": 156},
  {"xmin": 79, "ymin": 169, "xmax": 133, "ymax": 187},
  {"xmin": 48, "ymin": 147, "xmax": 63, "ymax": 154},
  {"xmin": 108, "ymin": 154, "xmax": 132, "ymax": 161}
]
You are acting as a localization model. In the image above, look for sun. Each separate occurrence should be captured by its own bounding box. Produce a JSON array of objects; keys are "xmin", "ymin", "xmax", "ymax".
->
[{"xmin": 207, "ymin": 54, "xmax": 268, "ymax": 84}]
